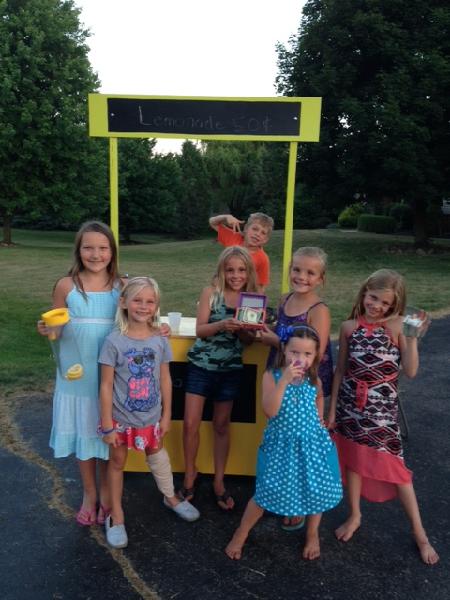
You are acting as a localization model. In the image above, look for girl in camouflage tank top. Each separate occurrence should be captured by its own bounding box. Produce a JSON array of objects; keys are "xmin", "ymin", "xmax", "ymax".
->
[{"xmin": 179, "ymin": 247, "xmax": 257, "ymax": 511}]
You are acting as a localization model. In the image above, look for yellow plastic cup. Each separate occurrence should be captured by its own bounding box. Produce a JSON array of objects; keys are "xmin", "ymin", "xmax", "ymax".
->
[
  {"xmin": 41, "ymin": 308, "xmax": 84, "ymax": 380},
  {"xmin": 41, "ymin": 308, "xmax": 70, "ymax": 340}
]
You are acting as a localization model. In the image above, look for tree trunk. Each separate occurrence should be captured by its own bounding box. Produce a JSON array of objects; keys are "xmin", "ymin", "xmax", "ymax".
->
[
  {"xmin": 412, "ymin": 198, "xmax": 429, "ymax": 249},
  {"xmin": 2, "ymin": 213, "xmax": 12, "ymax": 245}
]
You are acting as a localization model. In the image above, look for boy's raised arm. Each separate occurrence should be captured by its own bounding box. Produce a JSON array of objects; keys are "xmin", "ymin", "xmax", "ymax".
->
[{"xmin": 209, "ymin": 214, "xmax": 244, "ymax": 233}]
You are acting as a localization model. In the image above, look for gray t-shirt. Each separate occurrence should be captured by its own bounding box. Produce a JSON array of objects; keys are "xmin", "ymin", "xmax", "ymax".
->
[{"xmin": 99, "ymin": 329, "xmax": 172, "ymax": 428}]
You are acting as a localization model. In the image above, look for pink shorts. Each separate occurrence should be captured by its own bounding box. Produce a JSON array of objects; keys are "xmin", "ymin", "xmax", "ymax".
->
[{"xmin": 113, "ymin": 420, "xmax": 161, "ymax": 452}]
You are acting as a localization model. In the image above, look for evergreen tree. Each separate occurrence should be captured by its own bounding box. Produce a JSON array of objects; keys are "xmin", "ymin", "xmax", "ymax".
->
[
  {"xmin": 118, "ymin": 139, "xmax": 187, "ymax": 239},
  {"xmin": 204, "ymin": 141, "xmax": 275, "ymax": 221},
  {"xmin": 118, "ymin": 138, "xmax": 157, "ymax": 242},
  {"xmin": 277, "ymin": 0, "xmax": 450, "ymax": 245},
  {"xmin": 176, "ymin": 141, "xmax": 211, "ymax": 239},
  {"xmin": 0, "ymin": 0, "xmax": 105, "ymax": 243}
]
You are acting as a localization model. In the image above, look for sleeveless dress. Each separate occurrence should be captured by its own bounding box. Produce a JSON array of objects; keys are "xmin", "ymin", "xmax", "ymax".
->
[
  {"xmin": 333, "ymin": 317, "xmax": 412, "ymax": 502},
  {"xmin": 267, "ymin": 294, "xmax": 333, "ymax": 396},
  {"xmin": 254, "ymin": 370, "xmax": 342, "ymax": 516},
  {"xmin": 50, "ymin": 285, "xmax": 120, "ymax": 460}
]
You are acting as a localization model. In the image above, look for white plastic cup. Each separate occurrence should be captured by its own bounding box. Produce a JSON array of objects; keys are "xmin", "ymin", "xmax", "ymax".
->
[
  {"xmin": 168, "ymin": 312, "xmax": 182, "ymax": 333},
  {"xmin": 291, "ymin": 360, "xmax": 307, "ymax": 385},
  {"xmin": 403, "ymin": 306, "xmax": 429, "ymax": 339}
]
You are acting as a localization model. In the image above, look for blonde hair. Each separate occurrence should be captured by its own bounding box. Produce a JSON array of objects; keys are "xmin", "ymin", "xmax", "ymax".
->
[
  {"xmin": 292, "ymin": 246, "xmax": 327, "ymax": 275},
  {"xmin": 246, "ymin": 212, "xmax": 274, "ymax": 233},
  {"xmin": 350, "ymin": 269, "xmax": 406, "ymax": 320},
  {"xmin": 275, "ymin": 323, "xmax": 320, "ymax": 386},
  {"xmin": 211, "ymin": 246, "xmax": 257, "ymax": 309},
  {"xmin": 116, "ymin": 276, "xmax": 161, "ymax": 334},
  {"xmin": 66, "ymin": 221, "xmax": 119, "ymax": 298}
]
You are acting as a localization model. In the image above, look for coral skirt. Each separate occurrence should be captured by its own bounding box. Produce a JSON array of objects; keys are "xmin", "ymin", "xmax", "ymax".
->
[{"xmin": 333, "ymin": 432, "xmax": 412, "ymax": 502}]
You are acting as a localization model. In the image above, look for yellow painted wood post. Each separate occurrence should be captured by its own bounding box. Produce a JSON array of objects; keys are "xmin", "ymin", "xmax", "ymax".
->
[
  {"xmin": 109, "ymin": 137, "xmax": 119, "ymax": 247},
  {"xmin": 281, "ymin": 141, "xmax": 298, "ymax": 292}
]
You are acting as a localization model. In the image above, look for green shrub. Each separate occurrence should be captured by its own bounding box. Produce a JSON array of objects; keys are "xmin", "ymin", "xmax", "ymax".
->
[
  {"xmin": 294, "ymin": 196, "xmax": 335, "ymax": 229},
  {"xmin": 357, "ymin": 214, "xmax": 396, "ymax": 233},
  {"xmin": 389, "ymin": 203, "xmax": 413, "ymax": 231},
  {"xmin": 337, "ymin": 203, "xmax": 366, "ymax": 228}
]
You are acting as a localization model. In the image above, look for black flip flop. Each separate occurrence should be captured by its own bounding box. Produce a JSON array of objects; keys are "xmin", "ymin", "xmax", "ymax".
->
[
  {"xmin": 177, "ymin": 473, "xmax": 201, "ymax": 501},
  {"xmin": 215, "ymin": 488, "xmax": 234, "ymax": 511}
]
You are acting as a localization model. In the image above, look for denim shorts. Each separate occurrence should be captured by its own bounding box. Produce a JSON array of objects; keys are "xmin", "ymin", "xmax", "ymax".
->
[{"xmin": 185, "ymin": 363, "xmax": 242, "ymax": 402}]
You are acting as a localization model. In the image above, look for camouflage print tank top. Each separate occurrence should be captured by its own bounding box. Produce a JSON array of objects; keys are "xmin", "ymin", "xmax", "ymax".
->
[{"xmin": 187, "ymin": 302, "xmax": 244, "ymax": 371}]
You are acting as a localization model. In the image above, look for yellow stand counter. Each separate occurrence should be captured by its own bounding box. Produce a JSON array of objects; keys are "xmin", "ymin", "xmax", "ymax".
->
[{"xmin": 125, "ymin": 317, "xmax": 269, "ymax": 475}]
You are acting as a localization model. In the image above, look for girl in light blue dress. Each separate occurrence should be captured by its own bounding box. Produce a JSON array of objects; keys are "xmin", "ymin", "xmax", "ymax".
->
[
  {"xmin": 225, "ymin": 324, "xmax": 342, "ymax": 561},
  {"xmin": 39, "ymin": 221, "xmax": 121, "ymax": 526}
]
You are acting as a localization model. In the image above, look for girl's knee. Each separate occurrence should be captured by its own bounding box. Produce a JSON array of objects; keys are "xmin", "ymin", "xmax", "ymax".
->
[
  {"xmin": 183, "ymin": 418, "xmax": 201, "ymax": 436},
  {"xmin": 213, "ymin": 420, "xmax": 230, "ymax": 437},
  {"xmin": 109, "ymin": 447, "xmax": 127, "ymax": 470}
]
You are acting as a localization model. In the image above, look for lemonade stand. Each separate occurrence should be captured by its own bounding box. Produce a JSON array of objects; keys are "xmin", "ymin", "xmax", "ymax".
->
[{"xmin": 88, "ymin": 94, "xmax": 322, "ymax": 474}]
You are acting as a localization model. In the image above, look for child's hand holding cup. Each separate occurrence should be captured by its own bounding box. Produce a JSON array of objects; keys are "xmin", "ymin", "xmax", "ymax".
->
[
  {"xmin": 291, "ymin": 359, "xmax": 307, "ymax": 385},
  {"xmin": 402, "ymin": 307, "xmax": 430, "ymax": 338}
]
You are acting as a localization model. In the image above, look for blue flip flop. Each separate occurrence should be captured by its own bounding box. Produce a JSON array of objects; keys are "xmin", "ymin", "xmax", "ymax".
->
[{"xmin": 281, "ymin": 516, "xmax": 305, "ymax": 531}]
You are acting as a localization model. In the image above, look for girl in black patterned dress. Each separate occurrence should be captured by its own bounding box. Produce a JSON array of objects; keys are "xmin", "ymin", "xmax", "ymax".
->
[{"xmin": 328, "ymin": 269, "xmax": 439, "ymax": 565}]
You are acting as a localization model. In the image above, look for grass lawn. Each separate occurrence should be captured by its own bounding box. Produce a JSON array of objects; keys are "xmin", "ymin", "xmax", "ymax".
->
[{"xmin": 1, "ymin": 227, "xmax": 449, "ymax": 395}]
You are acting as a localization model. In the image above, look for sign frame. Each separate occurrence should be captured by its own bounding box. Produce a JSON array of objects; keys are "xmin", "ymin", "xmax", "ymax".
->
[{"xmin": 88, "ymin": 93, "xmax": 322, "ymax": 291}]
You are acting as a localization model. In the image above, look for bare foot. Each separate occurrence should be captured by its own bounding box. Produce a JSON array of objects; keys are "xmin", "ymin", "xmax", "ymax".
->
[
  {"xmin": 335, "ymin": 516, "xmax": 361, "ymax": 542},
  {"xmin": 225, "ymin": 527, "xmax": 247, "ymax": 560},
  {"xmin": 302, "ymin": 531, "xmax": 321, "ymax": 560},
  {"xmin": 214, "ymin": 487, "xmax": 235, "ymax": 511},
  {"xmin": 415, "ymin": 536, "xmax": 439, "ymax": 565}
]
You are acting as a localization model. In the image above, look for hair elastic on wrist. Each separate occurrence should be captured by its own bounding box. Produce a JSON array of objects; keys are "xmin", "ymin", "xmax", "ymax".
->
[{"xmin": 100, "ymin": 427, "xmax": 115, "ymax": 436}]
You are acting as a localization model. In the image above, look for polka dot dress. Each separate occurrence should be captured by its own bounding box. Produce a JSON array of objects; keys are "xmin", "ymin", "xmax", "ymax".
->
[{"xmin": 254, "ymin": 369, "xmax": 343, "ymax": 516}]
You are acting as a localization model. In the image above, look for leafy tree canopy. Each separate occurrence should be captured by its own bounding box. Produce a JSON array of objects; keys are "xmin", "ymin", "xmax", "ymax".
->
[
  {"xmin": 0, "ymin": 0, "xmax": 106, "ymax": 243},
  {"xmin": 276, "ymin": 0, "xmax": 450, "ymax": 245}
]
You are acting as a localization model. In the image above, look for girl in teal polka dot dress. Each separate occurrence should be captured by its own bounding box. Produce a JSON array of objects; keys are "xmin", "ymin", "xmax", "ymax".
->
[{"xmin": 225, "ymin": 324, "xmax": 342, "ymax": 561}]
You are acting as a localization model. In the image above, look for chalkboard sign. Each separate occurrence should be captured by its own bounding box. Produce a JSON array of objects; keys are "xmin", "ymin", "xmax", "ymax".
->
[
  {"xmin": 107, "ymin": 98, "xmax": 301, "ymax": 137},
  {"xmin": 89, "ymin": 94, "xmax": 322, "ymax": 142},
  {"xmin": 170, "ymin": 361, "xmax": 257, "ymax": 423}
]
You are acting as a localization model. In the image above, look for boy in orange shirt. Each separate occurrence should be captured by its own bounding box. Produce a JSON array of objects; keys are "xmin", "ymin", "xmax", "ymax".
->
[{"xmin": 209, "ymin": 212, "xmax": 274, "ymax": 293}]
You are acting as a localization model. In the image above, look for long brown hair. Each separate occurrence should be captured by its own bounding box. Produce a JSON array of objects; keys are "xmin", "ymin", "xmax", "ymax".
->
[
  {"xmin": 275, "ymin": 323, "xmax": 320, "ymax": 386},
  {"xmin": 68, "ymin": 221, "xmax": 119, "ymax": 296},
  {"xmin": 350, "ymin": 269, "xmax": 406, "ymax": 320}
]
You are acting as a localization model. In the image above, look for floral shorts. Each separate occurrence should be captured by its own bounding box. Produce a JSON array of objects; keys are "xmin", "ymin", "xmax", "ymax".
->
[{"xmin": 112, "ymin": 420, "xmax": 161, "ymax": 452}]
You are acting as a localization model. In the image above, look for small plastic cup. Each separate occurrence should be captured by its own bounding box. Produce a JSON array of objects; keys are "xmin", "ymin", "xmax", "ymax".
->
[
  {"xmin": 41, "ymin": 308, "xmax": 84, "ymax": 380},
  {"xmin": 168, "ymin": 312, "xmax": 182, "ymax": 333},
  {"xmin": 291, "ymin": 360, "xmax": 307, "ymax": 385},
  {"xmin": 403, "ymin": 306, "xmax": 430, "ymax": 339},
  {"xmin": 42, "ymin": 307, "xmax": 69, "ymax": 340}
]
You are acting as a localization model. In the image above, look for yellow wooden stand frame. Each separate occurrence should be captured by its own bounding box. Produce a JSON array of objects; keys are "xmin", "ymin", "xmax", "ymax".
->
[{"xmin": 88, "ymin": 94, "xmax": 321, "ymax": 474}]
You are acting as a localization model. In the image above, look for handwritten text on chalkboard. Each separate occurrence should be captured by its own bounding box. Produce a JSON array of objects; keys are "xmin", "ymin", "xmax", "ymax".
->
[{"xmin": 107, "ymin": 98, "xmax": 301, "ymax": 137}]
